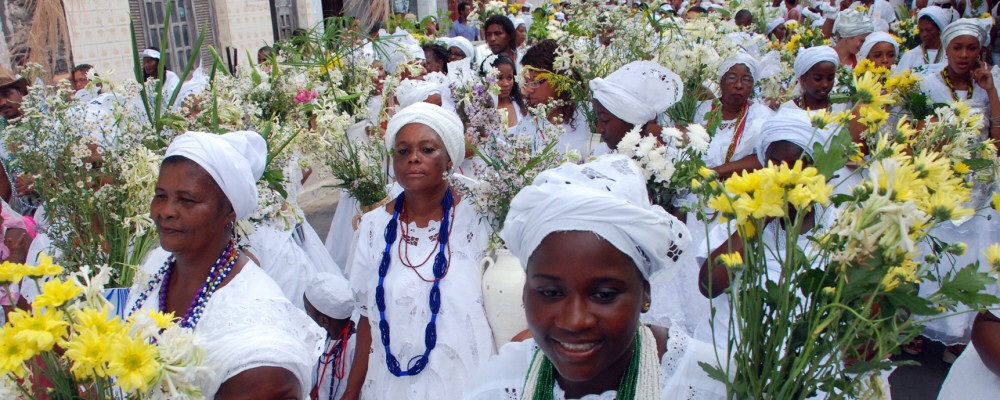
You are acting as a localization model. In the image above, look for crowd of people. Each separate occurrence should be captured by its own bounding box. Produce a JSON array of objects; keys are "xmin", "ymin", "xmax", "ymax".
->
[{"xmin": 3, "ymin": 0, "xmax": 1000, "ymax": 398}]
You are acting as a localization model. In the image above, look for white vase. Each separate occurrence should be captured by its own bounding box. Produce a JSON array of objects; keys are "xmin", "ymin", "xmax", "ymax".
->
[{"xmin": 480, "ymin": 248, "xmax": 528, "ymax": 350}]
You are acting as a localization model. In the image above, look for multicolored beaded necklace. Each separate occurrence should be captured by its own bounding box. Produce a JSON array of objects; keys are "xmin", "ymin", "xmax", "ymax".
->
[
  {"xmin": 129, "ymin": 240, "xmax": 239, "ymax": 329},
  {"xmin": 942, "ymin": 68, "xmax": 974, "ymax": 102},
  {"xmin": 375, "ymin": 188, "xmax": 454, "ymax": 377}
]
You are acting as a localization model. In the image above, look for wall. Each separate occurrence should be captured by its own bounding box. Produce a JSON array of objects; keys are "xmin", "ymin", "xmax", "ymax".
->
[
  {"xmin": 63, "ymin": 0, "xmax": 136, "ymax": 82},
  {"xmin": 213, "ymin": 0, "xmax": 274, "ymax": 69},
  {"xmin": 298, "ymin": 0, "xmax": 325, "ymax": 31}
]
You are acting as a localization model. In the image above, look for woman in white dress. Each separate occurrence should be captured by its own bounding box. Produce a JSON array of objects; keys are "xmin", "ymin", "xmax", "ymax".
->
[
  {"xmin": 910, "ymin": 18, "xmax": 1000, "ymax": 359},
  {"xmin": 127, "ymin": 131, "xmax": 324, "ymax": 399},
  {"xmin": 829, "ymin": 9, "xmax": 874, "ymax": 69},
  {"xmin": 463, "ymin": 155, "xmax": 729, "ymax": 400},
  {"xmin": 588, "ymin": 60, "xmax": 683, "ymax": 151},
  {"xmin": 343, "ymin": 103, "xmax": 494, "ymax": 400},
  {"xmin": 514, "ymin": 39, "xmax": 604, "ymax": 157},
  {"xmin": 896, "ymin": 6, "xmax": 952, "ymax": 73}
]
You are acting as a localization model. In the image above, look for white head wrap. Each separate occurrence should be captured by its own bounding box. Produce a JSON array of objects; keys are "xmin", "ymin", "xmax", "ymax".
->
[
  {"xmin": 918, "ymin": 6, "xmax": 952, "ymax": 31},
  {"xmin": 833, "ymin": 9, "xmax": 874, "ymax": 38},
  {"xmin": 717, "ymin": 52, "xmax": 760, "ymax": 82},
  {"xmin": 384, "ymin": 102, "xmax": 466, "ymax": 173},
  {"xmin": 858, "ymin": 31, "xmax": 899, "ymax": 61},
  {"xmin": 766, "ymin": 17, "xmax": 785, "ymax": 35},
  {"xmin": 793, "ymin": 46, "xmax": 839, "ymax": 80},
  {"xmin": 396, "ymin": 79, "xmax": 443, "ymax": 109},
  {"xmin": 500, "ymin": 155, "xmax": 692, "ymax": 281},
  {"xmin": 164, "ymin": 131, "xmax": 267, "ymax": 220},
  {"xmin": 447, "ymin": 36, "xmax": 476, "ymax": 60},
  {"xmin": 511, "ymin": 17, "xmax": 526, "ymax": 29},
  {"xmin": 380, "ymin": 29, "xmax": 426, "ymax": 74},
  {"xmin": 756, "ymin": 110, "xmax": 831, "ymax": 165},
  {"xmin": 589, "ymin": 61, "xmax": 683, "ymax": 126},
  {"xmin": 304, "ymin": 273, "xmax": 353, "ymax": 319},
  {"xmin": 942, "ymin": 18, "xmax": 990, "ymax": 48},
  {"xmin": 140, "ymin": 48, "xmax": 161, "ymax": 60}
]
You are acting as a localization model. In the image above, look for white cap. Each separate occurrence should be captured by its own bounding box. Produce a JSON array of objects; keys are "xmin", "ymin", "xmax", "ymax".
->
[
  {"xmin": 304, "ymin": 273, "xmax": 354, "ymax": 320},
  {"xmin": 141, "ymin": 48, "xmax": 161, "ymax": 60}
]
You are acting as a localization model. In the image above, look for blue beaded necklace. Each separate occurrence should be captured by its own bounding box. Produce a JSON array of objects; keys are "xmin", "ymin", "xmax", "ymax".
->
[
  {"xmin": 129, "ymin": 240, "xmax": 239, "ymax": 329},
  {"xmin": 375, "ymin": 188, "xmax": 453, "ymax": 377}
]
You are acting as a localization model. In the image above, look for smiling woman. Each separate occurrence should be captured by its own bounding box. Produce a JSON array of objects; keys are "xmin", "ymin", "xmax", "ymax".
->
[
  {"xmin": 463, "ymin": 155, "xmax": 728, "ymax": 400},
  {"xmin": 127, "ymin": 131, "xmax": 325, "ymax": 399}
]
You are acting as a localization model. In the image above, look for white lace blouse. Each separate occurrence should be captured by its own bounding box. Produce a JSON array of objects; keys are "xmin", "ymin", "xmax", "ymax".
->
[
  {"xmin": 349, "ymin": 196, "xmax": 495, "ymax": 399},
  {"xmin": 127, "ymin": 248, "xmax": 326, "ymax": 398},
  {"xmin": 461, "ymin": 321, "xmax": 730, "ymax": 400}
]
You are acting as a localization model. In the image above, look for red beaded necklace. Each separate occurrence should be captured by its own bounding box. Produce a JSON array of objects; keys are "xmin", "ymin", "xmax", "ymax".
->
[{"xmin": 397, "ymin": 205, "xmax": 456, "ymax": 282}]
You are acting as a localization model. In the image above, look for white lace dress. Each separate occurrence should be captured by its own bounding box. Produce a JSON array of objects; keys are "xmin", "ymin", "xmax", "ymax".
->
[
  {"xmin": 127, "ymin": 248, "xmax": 326, "ymax": 398},
  {"xmin": 461, "ymin": 321, "xmax": 730, "ymax": 400},
  {"xmin": 349, "ymin": 197, "xmax": 495, "ymax": 399}
]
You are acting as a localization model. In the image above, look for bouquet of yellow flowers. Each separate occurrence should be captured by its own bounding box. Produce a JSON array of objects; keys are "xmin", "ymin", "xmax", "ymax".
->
[{"xmin": 0, "ymin": 256, "xmax": 210, "ymax": 399}]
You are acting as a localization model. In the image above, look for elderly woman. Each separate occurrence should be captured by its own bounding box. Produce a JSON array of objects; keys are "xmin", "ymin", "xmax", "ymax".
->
[
  {"xmin": 589, "ymin": 60, "xmax": 683, "ymax": 150},
  {"xmin": 514, "ymin": 39, "xmax": 600, "ymax": 156},
  {"xmin": 781, "ymin": 46, "xmax": 846, "ymax": 113},
  {"xmin": 127, "ymin": 131, "xmax": 324, "ymax": 399},
  {"xmin": 343, "ymin": 103, "xmax": 494, "ymax": 400},
  {"xmin": 830, "ymin": 9, "xmax": 874, "ymax": 68},
  {"xmin": 858, "ymin": 31, "xmax": 900, "ymax": 70},
  {"xmin": 897, "ymin": 6, "xmax": 952, "ymax": 72},
  {"xmin": 462, "ymin": 155, "xmax": 727, "ymax": 399},
  {"xmin": 694, "ymin": 53, "xmax": 775, "ymax": 179},
  {"xmin": 446, "ymin": 36, "xmax": 476, "ymax": 64}
]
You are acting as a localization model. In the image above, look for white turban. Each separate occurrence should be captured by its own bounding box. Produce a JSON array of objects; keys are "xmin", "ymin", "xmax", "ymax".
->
[
  {"xmin": 380, "ymin": 28, "xmax": 426, "ymax": 74},
  {"xmin": 447, "ymin": 36, "xmax": 476, "ymax": 60},
  {"xmin": 793, "ymin": 46, "xmax": 839, "ymax": 80},
  {"xmin": 589, "ymin": 61, "xmax": 683, "ymax": 126},
  {"xmin": 718, "ymin": 52, "xmax": 760, "ymax": 82},
  {"xmin": 396, "ymin": 79, "xmax": 443, "ymax": 110},
  {"xmin": 766, "ymin": 17, "xmax": 785, "ymax": 35},
  {"xmin": 858, "ymin": 31, "xmax": 899, "ymax": 61},
  {"xmin": 140, "ymin": 48, "xmax": 161, "ymax": 60},
  {"xmin": 834, "ymin": 9, "xmax": 874, "ymax": 38},
  {"xmin": 942, "ymin": 18, "xmax": 990, "ymax": 48},
  {"xmin": 164, "ymin": 131, "xmax": 266, "ymax": 220},
  {"xmin": 917, "ymin": 6, "xmax": 953, "ymax": 31},
  {"xmin": 500, "ymin": 155, "xmax": 692, "ymax": 281},
  {"xmin": 384, "ymin": 102, "xmax": 466, "ymax": 173},
  {"xmin": 304, "ymin": 273, "xmax": 353, "ymax": 319},
  {"xmin": 756, "ymin": 110, "xmax": 832, "ymax": 165},
  {"xmin": 511, "ymin": 17, "xmax": 526, "ymax": 29}
]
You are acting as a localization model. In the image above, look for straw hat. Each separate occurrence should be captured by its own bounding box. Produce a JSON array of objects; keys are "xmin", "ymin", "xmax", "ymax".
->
[{"xmin": 0, "ymin": 66, "xmax": 28, "ymax": 95}]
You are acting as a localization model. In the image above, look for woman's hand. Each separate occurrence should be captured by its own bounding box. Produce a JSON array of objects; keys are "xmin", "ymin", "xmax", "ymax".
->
[{"xmin": 973, "ymin": 60, "xmax": 996, "ymax": 92}]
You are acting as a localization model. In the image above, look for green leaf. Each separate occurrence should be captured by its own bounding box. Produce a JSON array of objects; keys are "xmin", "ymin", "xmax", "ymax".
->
[
  {"xmin": 812, "ymin": 127, "xmax": 852, "ymax": 179},
  {"xmin": 697, "ymin": 362, "xmax": 731, "ymax": 385},
  {"xmin": 937, "ymin": 265, "xmax": 1000, "ymax": 309}
]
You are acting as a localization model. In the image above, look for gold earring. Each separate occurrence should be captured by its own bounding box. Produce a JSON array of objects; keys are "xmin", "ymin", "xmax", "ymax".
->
[{"xmin": 642, "ymin": 301, "xmax": 650, "ymax": 313}]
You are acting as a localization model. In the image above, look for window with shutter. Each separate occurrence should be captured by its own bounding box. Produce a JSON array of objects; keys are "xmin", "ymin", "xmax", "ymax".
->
[{"xmin": 129, "ymin": 0, "xmax": 218, "ymax": 72}]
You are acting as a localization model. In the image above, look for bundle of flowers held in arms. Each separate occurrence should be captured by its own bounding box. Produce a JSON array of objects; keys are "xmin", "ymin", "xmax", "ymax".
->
[
  {"xmin": 0, "ymin": 255, "xmax": 211, "ymax": 399},
  {"xmin": 3, "ymin": 70, "xmax": 159, "ymax": 288},
  {"xmin": 613, "ymin": 124, "xmax": 710, "ymax": 211},
  {"xmin": 455, "ymin": 79, "xmax": 566, "ymax": 249}
]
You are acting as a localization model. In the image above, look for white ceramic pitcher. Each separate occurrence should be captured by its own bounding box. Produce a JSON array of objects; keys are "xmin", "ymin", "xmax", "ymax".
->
[{"xmin": 480, "ymin": 247, "xmax": 528, "ymax": 349}]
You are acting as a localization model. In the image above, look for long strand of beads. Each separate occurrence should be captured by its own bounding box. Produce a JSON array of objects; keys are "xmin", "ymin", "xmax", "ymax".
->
[
  {"xmin": 374, "ymin": 188, "xmax": 454, "ymax": 377},
  {"xmin": 129, "ymin": 240, "xmax": 238, "ymax": 330}
]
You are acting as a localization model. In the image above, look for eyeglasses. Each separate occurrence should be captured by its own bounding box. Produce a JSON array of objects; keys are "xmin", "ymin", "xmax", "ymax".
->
[
  {"xmin": 523, "ymin": 77, "xmax": 548, "ymax": 89},
  {"xmin": 722, "ymin": 74, "xmax": 754, "ymax": 86}
]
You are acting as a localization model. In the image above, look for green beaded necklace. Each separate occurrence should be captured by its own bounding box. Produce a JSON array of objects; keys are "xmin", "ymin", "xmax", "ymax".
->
[{"xmin": 528, "ymin": 330, "xmax": 642, "ymax": 400}]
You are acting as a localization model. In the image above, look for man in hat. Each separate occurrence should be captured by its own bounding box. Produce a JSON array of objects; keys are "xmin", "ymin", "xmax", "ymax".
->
[
  {"xmin": 140, "ymin": 47, "xmax": 180, "ymax": 97},
  {"xmin": 304, "ymin": 273, "xmax": 356, "ymax": 400},
  {"xmin": 0, "ymin": 67, "xmax": 28, "ymax": 123}
]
